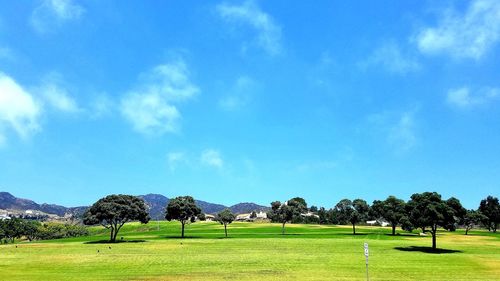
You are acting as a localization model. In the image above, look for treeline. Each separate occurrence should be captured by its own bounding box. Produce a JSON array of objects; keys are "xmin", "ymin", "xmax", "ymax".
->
[
  {"xmin": 0, "ymin": 218, "xmax": 89, "ymax": 244},
  {"xmin": 267, "ymin": 193, "xmax": 499, "ymax": 249}
]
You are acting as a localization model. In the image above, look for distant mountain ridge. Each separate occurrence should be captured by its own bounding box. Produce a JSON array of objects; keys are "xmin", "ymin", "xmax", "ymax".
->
[{"xmin": 0, "ymin": 192, "xmax": 269, "ymax": 220}]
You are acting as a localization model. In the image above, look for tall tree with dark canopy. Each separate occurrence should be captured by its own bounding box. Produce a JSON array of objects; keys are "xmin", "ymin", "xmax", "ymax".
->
[
  {"xmin": 445, "ymin": 197, "xmax": 466, "ymax": 231},
  {"xmin": 165, "ymin": 196, "xmax": 201, "ymax": 238},
  {"xmin": 216, "ymin": 209, "xmax": 236, "ymax": 237},
  {"xmin": 405, "ymin": 192, "xmax": 457, "ymax": 250},
  {"xmin": 462, "ymin": 210, "xmax": 487, "ymax": 235},
  {"xmin": 478, "ymin": 196, "xmax": 500, "ymax": 232},
  {"xmin": 334, "ymin": 199, "xmax": 369, "ymax": 234},
  {"xmin": 267, "ymin": 198, "xmax": 307, "ymax": 235},
  {"xmin": 371, "ymin": 196, "xmax": 406, "ymax": 235},
  {"xmin": 83, "ymin": 194, "xmax": 150, "ymax": 242}
]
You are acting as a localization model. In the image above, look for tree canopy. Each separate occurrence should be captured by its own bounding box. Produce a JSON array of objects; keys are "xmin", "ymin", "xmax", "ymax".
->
[
  {"xmin": 165, "ymin": 196, "xmax": 201, "ymax": 238},
  {"xmin": 83, "ymin": 194, "xmax": 150, "ymax": 242},
  {"xmin": 216, "ymin": 209, "xmax": 236, "ymax": 237},
  {"xmin": 405, "ymin": 192, "xmax": 458, "ymax": 250},
  {"xmin": 478, "ymin": 196, "xmax": 500, "ymax": 232},
  {"xmin": 267, "ymin": 198, "xmax": 307, "ymax": 235},
  {"xmin": 371, "ymin": 196, "xmax": 406, "ymax": 235}
]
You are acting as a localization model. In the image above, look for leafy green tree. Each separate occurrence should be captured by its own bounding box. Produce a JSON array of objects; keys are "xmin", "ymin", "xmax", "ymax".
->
[
  {"xmin": 462, "ymin": 210, "xmax": 487, "ymax": 235},
  {"xmin": 216, "ymin": 209, "xmax": 236, "ymax": 237},
  {"xmin": 445, "ymin": 197, "xmax": 466, "ymax": 231},
  {"xmin": 371, "ymin": 196, "xmax": 406, "ymax": 235},
  {"xmin": 309, "ymin": 205, "xmax": 318, "ymax": 213},
  {"xmin": 198, "ymin": 213, "xmax": 206, "ymax": 221},
  {"xmin": 478, "ymin": 196, "xmax": 500, "ymax": 232},
  {"xmin": 317, "ymin": 207, "xmax": 328, "ymax": 224},
  {"xmin": 165, "ymin": 196, "xmax": 201, "ymax": 238},
  {"xmin": 334, "ymin": 199, "xmax": 369, "ymax": 234},
  {"xmin": 22, "ymin": 220, "xmax": 41, "ymax": 241},
  {"xmin": 0, "ymin": 218, "xmax": 24, "ymax": 243},
  {"xmin": 84, "ymin": 194, "xmax": 150, "ymax": 242},
  {"xmin": 405, "ymin": 192, "xmax": 457, "ymax": 250},
  {"xmin": 250, "ymin": 211, "xmax": 257, "ymax": 219},
  {"xmin": 267, "ymin": 198, "xmax": 307, "ymax": 235}
]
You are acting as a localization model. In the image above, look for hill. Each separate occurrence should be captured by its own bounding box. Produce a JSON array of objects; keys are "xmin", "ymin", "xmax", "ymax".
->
[{"xmin": 0, "ymin": 192, "xmax": 268, "ymax": 220}]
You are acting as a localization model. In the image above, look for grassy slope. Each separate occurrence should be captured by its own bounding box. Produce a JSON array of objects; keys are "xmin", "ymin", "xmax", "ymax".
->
[{"xmin": 0, "ymin": 222, "xmax": 499, "ymax": 280}]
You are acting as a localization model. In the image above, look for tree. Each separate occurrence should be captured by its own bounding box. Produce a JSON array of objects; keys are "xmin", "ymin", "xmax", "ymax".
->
[
  {"xmin": 334, "ymin": 199, "xmax": 369, "ymax": 234},
  {"xmin": 22, "ymin": 220, "xmax": 41, "ymax": 241},
  {"xmin": 0, "ymin": 218, "xmax": 24, "ymax": 243},
  {"xmin": 165, "ymin": 196, "xmax": 201, "ymax": 238},
  {"xmin": 216, "ymin": 209, "xmax": 236, "ymax": 237},
  {"xmin": 317, "ymin": 207, "xmax": 328, "ymax": 224},
  {"xmin": 478, "ymin": 196, "xmax": 500, "ymax": 232},
  {"xmin": 371, "ymin": 196, "xmax": 406, "ymax": 235},
  {"xmin": 309, "ymin": 205, "xmax": 318, "ymax": 213},
  {"xmin": 445, "ymin": 197, "xmax": 466, "ymax": 231},
  {"xmin": 267, "ymin": 198, "xmax": 307, "ymax": 235},
  {"xmin": 198, "ymin": 213, "xmax": 206, "ymax": 221},
  {"xmin": 83, "ymin": 194, "xmax": 150, "ymax": 242},
  {"xmin": 250, "ymin": 211, "xmax": 257, "ymax": 219},
  {"xmin": 405, "ymin": 192, "xmax": 457, "ymax": 250},
  {"xmin": 462, "ymin": 210, "xmax": 486, "ymax": 235}
]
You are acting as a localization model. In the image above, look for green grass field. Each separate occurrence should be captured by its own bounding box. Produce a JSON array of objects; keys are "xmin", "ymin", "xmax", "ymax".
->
[{"xmin": 0, "ymin": 222, "xmax": 499, "ymax": 280}]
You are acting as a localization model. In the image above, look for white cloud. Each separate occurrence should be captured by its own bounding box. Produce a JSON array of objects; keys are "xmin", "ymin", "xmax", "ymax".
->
[
  {"xmin": 361, "ymin": 42, "xmax": 421, "ymax": 74},
  {"xmin": 216, "ymin": 0, "xmax": 282, "ymax": 55},
  {"xmin": 218, "ymin": 75, "xmax": 255, "ymax": 111},
  {"xmin": 167, "ymin": 151, "xmax": 185, "ymax": 171},
  {"xmin": 368, "ymin": 108, "xmax": 419, "ymax": 153},
  {"xmin": 40, "ymin": 82, "xmax": 79, "ymax": 113},
  {"xmin": 0, "ymin": 73, "xmax": 41, "ymax": 143},
  {"xmin": 388, "ymin": 111, "xmax": 418, "ymax": 152},
  {"xmin": 201, "ymin": 149, "xmax": 223, "ymax": 168},
  {"xmin": 31, "ymin": 0, "xmax": 85, "ymax": 34},
  {"xmin": 447, "ymin": 86, "xmax": 499, "ymax": 108},
  {"xmin": 415, "ymin": 0, "xmax": 500, "ymax": 60},
  {"xmin": 120, "ymin": 60, "xmax": 199, "ymax": 135}
]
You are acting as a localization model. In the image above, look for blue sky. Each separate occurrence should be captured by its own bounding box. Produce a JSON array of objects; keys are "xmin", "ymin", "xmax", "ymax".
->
[{"xmin": 0, "ymin": 0, "xmax": 499, "ymax": 209}]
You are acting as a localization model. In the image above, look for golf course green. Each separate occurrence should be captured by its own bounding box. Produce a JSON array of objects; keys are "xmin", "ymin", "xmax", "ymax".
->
[{"xmin": 0, "ymin": 222, "xmax": 499, "ymax": 280}]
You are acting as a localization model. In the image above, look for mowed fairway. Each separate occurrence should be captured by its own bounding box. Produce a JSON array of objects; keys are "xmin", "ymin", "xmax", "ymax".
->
[{"xmin": 0, "ymin": 222, "xmax": 499, "ymax": 281}]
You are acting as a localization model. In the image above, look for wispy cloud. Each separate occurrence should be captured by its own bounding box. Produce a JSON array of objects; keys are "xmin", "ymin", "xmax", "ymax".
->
[
  {"xmin": 167, "ymin": 151, "xmax": 185, "ymax": 171},
  {"xmin": 120, "ymin": 59, "xmax": 199, "ymax": 135},
  {"xmin": 447, "ymin": 86, "xmax": 499, "ymax": 108},
  {"xmin": 200, "ymin": 149, "xmax": 224, "ymax": 168},
  {"xmin": 0, "ymin": 72, "xmax": 41, "ymax": 145},
  {"xmin": 218, "ymin": 75, "xmax": 256, "ymax": 111},
  {"xmin": 31, "ymin": 0, "xmax": 85, "ymax": 34},
  {"xmin": 415, "ymin": 0, "xmax": 500, "ymax": 60},
  {"xmin": 39, "ymin": 80, "xmax": 80, "ymax": 113},
  {"xmin": 368, "ymin": 108, "xmax": 419, "ymax": 153},
  {"xmin": 216, "ymin": 0, "xmax": 282, "ymax": 55},
  {"xmin": 360, "ymin": 41, "xmax": 421, "ymax": 74}
]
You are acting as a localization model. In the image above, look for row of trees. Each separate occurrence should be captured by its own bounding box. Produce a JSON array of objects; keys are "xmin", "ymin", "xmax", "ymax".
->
[
  {"xmin": 81, "ymin": 193, "xmax": 498, "ymax": 249},
  {"xmin": 0, "ymin": 218, "xmax": 88, "ymax": 243},
  {"xmin": 268, "ymin": 193, "xmax": 499, "ymax": 249},
  {"xmin": 83, "ymin": 195, "xmax": 237, "ymax": 241}
]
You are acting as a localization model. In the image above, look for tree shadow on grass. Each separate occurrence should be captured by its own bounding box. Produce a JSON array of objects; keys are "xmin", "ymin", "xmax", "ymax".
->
[
  {"xmin": 84, "ymin": 239, "xmax": 146, "ymax": 244},
  {"xmin": 394, "ymin": 246, "xmax": 462, "ymax": 254},
  {"xmin": 336, "ymin": 233, "xmax": 369, "ymax": 236},
  {"xmin": 164, "ymin": 236, "xmax": 203, "ymax": 239}
]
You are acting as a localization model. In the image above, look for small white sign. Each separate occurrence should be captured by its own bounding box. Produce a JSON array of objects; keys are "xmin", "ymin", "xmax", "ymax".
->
[{"xmin": 364, "ymin": 243, "xmax": 369, "ymax": 257}]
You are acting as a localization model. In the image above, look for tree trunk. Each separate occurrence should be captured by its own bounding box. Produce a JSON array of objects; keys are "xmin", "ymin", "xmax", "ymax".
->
[
  {"xmin": 110, "ymin": 227, "xmax": 115, "ymax": 242},
  {"xmin": 392, "ymin": 224, "xmax": 396, "ymax": 235},
  {"xmin": 224, "ymin": 224, "xmax": 228, "ymax": 238},
  {"xmin": 281, "ymin": 222, "xmax": 286, "ymax": 235},
  {"xmin": 352, "ymin": 223, "xmax": 356, "ymax": 235},
  {"xmin": 181, "ymin": 221, "xmax": 185, "ymax": 238},
  {"xmin": 465, "ymin": 227, "xmax": 469, "ymax": 235},
  {"xmin": 432, "ymin": 231, "xmax": 437, "ymax": 250}
]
